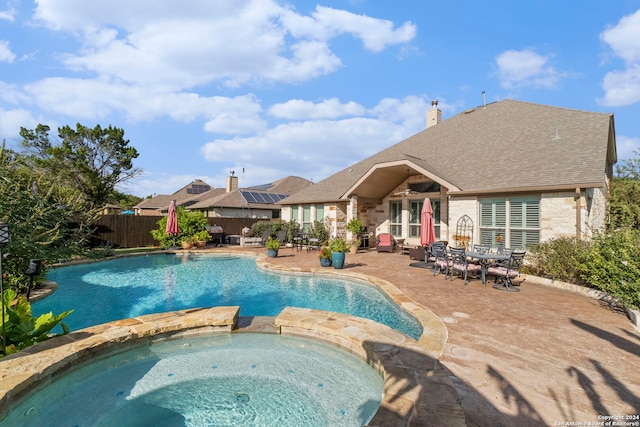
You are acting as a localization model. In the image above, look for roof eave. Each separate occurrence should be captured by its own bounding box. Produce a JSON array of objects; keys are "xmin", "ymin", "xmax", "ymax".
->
[{"xmin": 448, "ymin": 182, "xmax": 605, "ymax": 196}]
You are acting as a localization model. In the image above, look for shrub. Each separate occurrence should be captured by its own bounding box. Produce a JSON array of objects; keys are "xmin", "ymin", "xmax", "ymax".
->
[
  {"xmin": 308, "ymin": 220, "xmax": 330, "ymax": 244},
  {"xmin": 150, "ymin": 206, "xmax": 208, "ymax": 247},
  {"xmin": 526, "ymin": 237, "xmax": 591, "ymax": 285},
  {"xmin": 527, "ymin": 231, "xmax": 640, "ymax": 310},
  {"xmin": 579, "ymin": 228, "xmax": 640, "ymax": 310}
]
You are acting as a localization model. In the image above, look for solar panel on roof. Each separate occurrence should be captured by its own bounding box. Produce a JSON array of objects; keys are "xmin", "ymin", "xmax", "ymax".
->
[
  {"xmin": 240, "ymin": 191, "xmax": 288, "ymax": 204},
  {"xmin": 187, "ymin": 184, "xmax": 210, "ymax": 194}
]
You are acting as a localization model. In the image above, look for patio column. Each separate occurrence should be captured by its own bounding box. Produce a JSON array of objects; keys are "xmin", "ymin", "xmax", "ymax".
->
[{"xmin": 348, "ymin": 195, "xmax": 358, "ymax": 241}]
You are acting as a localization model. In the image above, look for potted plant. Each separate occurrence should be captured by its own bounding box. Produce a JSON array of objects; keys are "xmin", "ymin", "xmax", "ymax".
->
[
  {"xmin": 329, "ymin": 237, "xmax": 350, "ymax": 269},
  {"xmin": 265, "ymin": 237, "xmax": 280, "ymax": 257},
  {"xmin": 345, "ymin": 218, "xmax": 364, "ymax": 253},
  {"xmin": 181, "ymin": 236, "xmax": 194, "ymax": 249},
  {"xmin": 319, "ymin": 247, "xmax": 332, "ymax": 267},
  {"xmin": 193, "ymin": 230, "xmax": 210, "ymax": 248}
]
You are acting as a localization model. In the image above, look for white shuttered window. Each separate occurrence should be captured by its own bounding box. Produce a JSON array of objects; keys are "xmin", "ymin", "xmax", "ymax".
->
[{"xmin": 479, "ymin": 197, "xmax": 540, "ymax": 249}]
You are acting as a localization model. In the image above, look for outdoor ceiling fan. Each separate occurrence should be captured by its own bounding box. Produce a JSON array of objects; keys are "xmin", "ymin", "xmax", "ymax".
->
[{"xmin": 393, "ymin": 188, "xmax": 419, "ymax": 196}]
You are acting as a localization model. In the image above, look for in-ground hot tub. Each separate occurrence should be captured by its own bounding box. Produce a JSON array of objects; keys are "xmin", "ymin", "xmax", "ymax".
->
[{"xmin": 0, "ymin": 333, "xmax": 383, "ymax": 427}]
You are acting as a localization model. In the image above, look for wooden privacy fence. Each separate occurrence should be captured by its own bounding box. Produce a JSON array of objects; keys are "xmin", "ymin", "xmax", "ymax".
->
[{"xmin": 91, "ymin": 215, "xmax": 264, "ymax": 248}]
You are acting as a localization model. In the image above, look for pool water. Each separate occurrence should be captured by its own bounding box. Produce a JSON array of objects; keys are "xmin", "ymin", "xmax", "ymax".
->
[
  {"xmin": 34, "ymin": 253, "xmax": 423, "ymax": 339},
  {"xmin": 0, "ymin": 333, "xmax": 384, "ymax": 427}
]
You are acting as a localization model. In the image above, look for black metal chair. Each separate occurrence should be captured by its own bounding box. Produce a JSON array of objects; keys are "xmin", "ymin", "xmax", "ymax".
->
[
  {"xmin": 472, "ymin": 244, "xmax": 491, "ymax": 254},
  {"xmin": 276, "ymin": 229, "xmax": 287, "ymax": 246},
  {"xmin": 487, "ymin": 251, "xmax": 526, "ymax": 292},
  {"xmin": 448, "ymin": 247, "xmax": 482, "ymax": 285},
  {"xmin": 432, "ymin": 244, "xmax": 451, "ymax": 277}
]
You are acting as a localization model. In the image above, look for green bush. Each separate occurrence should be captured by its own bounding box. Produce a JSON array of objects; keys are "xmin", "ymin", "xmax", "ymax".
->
[
  {"xmin": 578, "ymin": 228, "xmax": 640, "ymax": 310},
  {"xmin": 526, "ymin": 237, "xmax": 592, "ymax": 285},
  {"xmin": 527, "ymin": 231, "xmax": 640, "ymax": 310},
  {"xmin": 150, "ymin": 206, "xmax": 208, "ymax": 247},
  {"xmin": 308, "ymin": 220, "xmax": 330, "ymax": 244}
]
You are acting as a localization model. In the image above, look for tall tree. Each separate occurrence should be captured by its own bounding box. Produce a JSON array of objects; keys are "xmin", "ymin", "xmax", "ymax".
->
[
  {"xmin": 610, "ymin": 150, "xmax": 640, "ymax": 230},
  {"xmin": 20, "ymin": 123, "xmax": 141, "ymax": 209},
  {"xmin": 0, "ymin": 142, "xmax": 93, "ymax": 291}
]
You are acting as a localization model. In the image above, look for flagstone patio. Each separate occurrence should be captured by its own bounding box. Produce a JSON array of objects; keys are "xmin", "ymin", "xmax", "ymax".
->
[{"xmin": 237, "ymin": 246, "xmax": 640, "ymax": 427}]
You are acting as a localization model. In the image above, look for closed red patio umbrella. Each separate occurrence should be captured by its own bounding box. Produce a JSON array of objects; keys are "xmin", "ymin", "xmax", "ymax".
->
[
  {"xmin": 166, "ymin": 199, "xmax": 179, "ymax": 247},
  {"xmin": 420, "ymin": 197, "xmax": 436, "ymax": 247}
]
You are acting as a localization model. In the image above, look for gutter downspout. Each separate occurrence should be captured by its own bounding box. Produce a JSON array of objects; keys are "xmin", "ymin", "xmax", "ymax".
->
[{"xmin": 575, "ymin": 188, "xmax": 581, "ymax": 240}]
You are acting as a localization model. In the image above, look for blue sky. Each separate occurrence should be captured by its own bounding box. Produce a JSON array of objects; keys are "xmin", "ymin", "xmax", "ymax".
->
[{"xmin": 1, "ymin": 1, "xmax": 639, "ymax": 198}]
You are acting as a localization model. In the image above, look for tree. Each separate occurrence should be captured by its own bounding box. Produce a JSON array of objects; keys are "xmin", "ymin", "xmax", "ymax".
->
[
  {"xmin": 610, "ymin": 150, "xmax": 640, "ymax": 230},
  {"xmin": 0, "ymin": 142, "xmax": 94, "ymax": 292},
  {"xmin": 20, "ymin": 123, "xmax": 141, "ymax": 209}
]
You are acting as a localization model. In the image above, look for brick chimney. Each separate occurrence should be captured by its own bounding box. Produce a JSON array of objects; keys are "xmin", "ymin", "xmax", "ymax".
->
[
  {"xmin": 426, "ymin": 100, "xmax": 441, "ymax": 128},
  {"xmin": 226, "ymin": 171, "xmax": 238, "ymax": 192}
]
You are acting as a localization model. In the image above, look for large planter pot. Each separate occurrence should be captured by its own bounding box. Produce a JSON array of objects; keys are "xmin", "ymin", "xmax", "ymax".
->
[
  {"xmin": 331, "ymin": 252, "xmax": 346, "ymax": 269},
  {"xmin": 181, "ymin": 242, "xmax": 193, "ymax": 249},
  {"xmin": 195, "ymin": 241, "xmax": 207, "ymax": 249},
  {"xmin": 319, "ymin": 257, "xmax": 332, "ymax": 267},
  {"xmin": 349, "ymin": 243, "xmax": 359, "ymax": 254},
  {"xmin": 267, "ymin": 248, "xmax": 279, "ymax": 258}
]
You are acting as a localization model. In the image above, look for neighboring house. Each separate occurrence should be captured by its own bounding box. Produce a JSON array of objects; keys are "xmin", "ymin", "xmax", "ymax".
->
[
  {"xmin": 133, "ymin": 179, "xmax": 221, "ymax": 216},
  {"xmin": 189, "ymin": 174, "xmax": 312, "ymax": 219},
  {"xmin": 134, "ymin": 175, "xmax": 312, "ymax": 219},
  {"xmin": 102, "ymin": 203, "xmax": 122, "ymax": 215},
  {"xmin": 279, "ymin": 100, "xmax": 617, "ymax": 249}
]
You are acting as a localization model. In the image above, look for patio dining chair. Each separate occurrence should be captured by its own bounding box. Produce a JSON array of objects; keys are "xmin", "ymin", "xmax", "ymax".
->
[
  {"xmin": 276, "ymin": 229, "xmax": 288, "ymax": 246},
  {"xmin": 448, "ymin": 247, "xmax": 482, "ymax": 285},
  {"xmin": 487, "ymin": 250, "xmax": 526, "ymax": 292},
  {"xmin": 260, "ymin": 229, "xmax": 273, "ymax": 246},
  {"xmin": 470, "ymin": 243, "xmax": 491, "ymax": 264},
  {"xmin": 472, "ymin": 244, "xmax": 491, "ymax": 254},
  {"xmin": 432, "ymin": 244, "xmax": 451, "ymax": 277}
]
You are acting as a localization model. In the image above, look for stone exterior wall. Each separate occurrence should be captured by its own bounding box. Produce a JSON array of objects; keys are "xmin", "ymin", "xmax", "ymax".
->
[
  {"xmin": 284, "ymin": 184, "xmax": 608, "ymax": 245},
  {"xmin": 540, "ymin": 192, "xmax": 578, "ymax": 241},
  {"xmin": 587, "ymin": 186, "xmax": 608, "ymax": 236},
  {"xmin": 448, "ymin": 196, "xmax": 477, "ymax": 244}
]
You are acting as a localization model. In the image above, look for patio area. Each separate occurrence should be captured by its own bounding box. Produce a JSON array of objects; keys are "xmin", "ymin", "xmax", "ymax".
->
[{"xmin": 227, "ymin": 246, "xmax": 639, "ymax": 427}]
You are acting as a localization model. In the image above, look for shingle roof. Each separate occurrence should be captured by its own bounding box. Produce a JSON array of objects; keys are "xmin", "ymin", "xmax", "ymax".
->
[
  {"xmin": 189, "ymin": 176, "xmax": 312, "ymax": 209},
  {"xmin": 283, "ymin": 100, "xmax": 616, "ymax": 204}
]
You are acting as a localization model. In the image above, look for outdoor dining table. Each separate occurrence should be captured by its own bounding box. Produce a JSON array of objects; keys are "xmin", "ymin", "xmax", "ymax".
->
[{"xmin": 465, "ymin": 251, "xmax": 511, "ymax": 285}]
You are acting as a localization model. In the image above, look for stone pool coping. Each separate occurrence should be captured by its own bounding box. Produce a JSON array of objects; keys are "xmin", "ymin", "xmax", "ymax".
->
[
  {"xmin": 1, "ymin": 250, "xmax": 463, "ymax": 425},
  {"xmin": 0, "ymin": 306, "xmax": 465, "ymax": 426}
]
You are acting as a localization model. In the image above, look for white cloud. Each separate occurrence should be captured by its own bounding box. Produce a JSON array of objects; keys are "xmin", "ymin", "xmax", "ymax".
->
[
  {"xmin": 601, "ymin": 9, "xmax": 640, "ymax": 65},
  {"xmin": 285, "ymin": 5, "xmax": 416, "ymax": 52},
  {"xmin": 494, "ymin": 49, "xmax": 564, "ymax": 89},
  {"xmin": 269, "ymin": 98, "xmax": 365, "ymax": 119},
  {"xmin": 0, "ymin": 6, "xmax": 15, "ymax": 21},
  {"xmin": 201, "ymin": 95, "xmax": 432, "ymax": 183},
  {"xmin": 599, "ymin": 65, "xmax": 640, "ymax": 107},
  {"xmin": 31, "ymin": 1, "xmax": 414, "ymax": 90},
  {"xmin": 0, "ymin": 108, "xmax": 38, "ymax": 141},
  {"xmin": 0, "ymin": 40, "xmax": 15, "ymax": 62},
  {"xmin": 599, "ymin": 9, "xmax": 640, "ymax": 106},
  {"xmin": 615, "ymin": 135, "xmax": 640, "ymax": 163},
  {"xmin": 22, "ymin": 77, "xmax": 266, "ymax": 126}
]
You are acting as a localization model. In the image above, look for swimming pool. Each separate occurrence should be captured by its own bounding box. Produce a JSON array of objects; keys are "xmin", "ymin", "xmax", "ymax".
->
[
  {"xmin": 34, "ymin": 253, "xmax": 423, "ymax": 339},
  {"xmin": 0, "ymin": 333, "xmax": 384, "ymax": 426}
]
